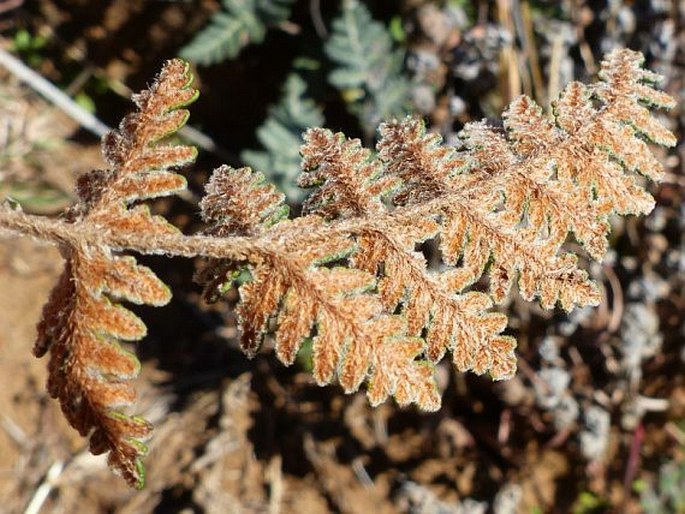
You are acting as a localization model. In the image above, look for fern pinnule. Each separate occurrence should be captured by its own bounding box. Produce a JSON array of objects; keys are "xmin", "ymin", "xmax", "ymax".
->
[
  {"xmin": 364, "ymin": 316, "xmax": 440, "ymax": 410},
  {"xmin": 377, "ymin": 118, "xmax": 472, "ymax": 205},
  {"xmin": 34, "ymin": 58, "xmax": 198, "ymax": 488},
  {"xmin": 200, "ymin": 165, "xmax": 288, "ymax": 237},
  {"xmin": 197, "ymin": 165, "xmax": 288, "ymax": 303},
  {"xmin": 594, "ymin": 49, "xmax": 676, "ymax": 147},
  {"xmin": 102, "ymin": 60, "xmax": 198, "ymax": 174},
  {"xmin": 299, "ymin": 128, "xmax": 399, "ymax": 218}
]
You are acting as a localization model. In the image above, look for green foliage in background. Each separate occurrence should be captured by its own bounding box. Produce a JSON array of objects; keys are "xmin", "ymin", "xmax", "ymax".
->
[
  {"xmin": 181, "ymin": 0, "xmax": 415, "ymax": 158},
  {"xmin": 325, "ymin": 0, "xmax": 411, "ymax": 138},
  {"xmin": 572, "ymin": 492, "xmax": 609, "ymax": 514},
  {"xmin": 180, "ymin": 0, "xmax": 296, "ymax": 65},
  {"xmin": 241, "ymin": 71, "xmax": 324, "ymax": 203},
  {"xmin": 636, "ymin": 458, "xmax": 685, "ymax": 514},
  {"xmin": 11, "ymin": 28, "xmax": 48, "ymax": 68}
]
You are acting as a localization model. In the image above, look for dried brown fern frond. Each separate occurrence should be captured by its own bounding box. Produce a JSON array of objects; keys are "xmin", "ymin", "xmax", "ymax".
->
[
  {"xmin": 196, "ymin": 49, "xmax": 674, "ymax": 411},
  {"xmin": 33, "ymin": 59, "xmax": 198, "ymax": 488},
  {"xmin": 0, "ymin": 48, "xmax": 675, "ymax": 488},
  {"xmin": 379, "ymin": 49, "xmax": 675, "ymax": 307}
]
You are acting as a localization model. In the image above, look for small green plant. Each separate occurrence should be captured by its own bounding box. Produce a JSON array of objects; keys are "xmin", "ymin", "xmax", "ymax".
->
[
  {"xmin": 11, "ymin": 28, "xmax": 48, "ymax": 68},
  {"xmin": 572, "ymin": 491, "xmax": 610, "ymax": 514}
]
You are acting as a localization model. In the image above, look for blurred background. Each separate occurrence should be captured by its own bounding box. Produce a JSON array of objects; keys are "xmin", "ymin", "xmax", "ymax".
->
[{"xmin": 0, "ymin": 0, "xmax": 683, "ymax": 512}]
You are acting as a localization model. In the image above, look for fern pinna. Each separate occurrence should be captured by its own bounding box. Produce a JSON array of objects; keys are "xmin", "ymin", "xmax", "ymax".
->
[
  {"xmin": 0, "ymin": 49, "xmax": 675, "ymax": 487},
  {"xmin": 32, "ymin": 61, "xmax": 198, "ymax": 489}
]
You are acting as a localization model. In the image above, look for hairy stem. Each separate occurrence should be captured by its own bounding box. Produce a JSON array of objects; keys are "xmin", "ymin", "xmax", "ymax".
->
[
  {"xmin": 0, "ymin": 167, "xmax": 601, "ymax": 280},
  {"xmin": 0, "ymin": 206, "xmax": 254, "ymax": 260}
]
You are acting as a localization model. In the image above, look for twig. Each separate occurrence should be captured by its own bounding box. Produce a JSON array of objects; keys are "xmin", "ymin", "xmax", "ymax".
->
[
  {"xmin": 496, "ymin": 0, "xmax": 522, "ymax": 103},
  {"xmin": 310, "ymin": 0, "xmax": 328, "ymax": 39},
  {"xmin": 0, "ymin": 414, "xmax": 29, "ymax": 449},
  {"xmin": 23, "ymin": 460, "xmax": 64, "ymax": 514},
  {"xmin": 351, "ymin": 458, "xmax": 374, "ymax": 489},
  {"xmin": 519, "ymin": 0, "xmax": 546, "ymax": 104},
  {"xmin": 0, "ymin": 46, "xmax": 110, "ymax": 138},
  {"xmin": 0, "ymin": 0, "xmax": 23, "ymax": 15},
  {"xmin": 547, "ymin": 33, "xmax": 564, "ymax": 106},
  {"xmin": 603, "ymin": 264, "xmax": 624, "ymax": 333},
  {"xmin": 665, "ymin": 421, "xmax": 685, "ymax": 446},
  {"xmin": 267, "ymin": 455, "xmax": 283, "ymax": 514},
  {"xmin": 0, "ymin": 45, "xmax": 240, "ymax": 166},
  {"xmin": 497, "ymin": 408, "xmax": 512, "ymax": 445}
]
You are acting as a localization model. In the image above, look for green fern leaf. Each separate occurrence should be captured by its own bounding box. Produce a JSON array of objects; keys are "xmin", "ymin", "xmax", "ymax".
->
[
  {"xmin": 325, "ymin": 0, "xmax": 411, "ymax": 136},
  {"xmin": 242, "ymin": 73, "xmax": 324, "ymax": 202},
  {"xmin": 181, "ymin": 0, "xmax": 296, "ymax": 65}
]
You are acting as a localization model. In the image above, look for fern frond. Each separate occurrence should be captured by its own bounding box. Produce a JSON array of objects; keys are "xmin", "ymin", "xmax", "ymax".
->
[
  {"xmin": 180, "ymin": 0, "xmax": 296, "ymax": 65},
  {"xmin": 203, "ymin": 50, "xmax": 674, "ymax": 395},
  {"xmin": 34, "ymin": 59, "xmax": 197, "ymax": 488},
  {"xmin": 326, "ymin": 0, "xmax": 411, "ymax": 136},
  {"xmin": 298, "ymin": 125, "xmax": 517, "ymax": 379},
  {"xmin": 235, "ymin": 217, "xmax": 442, "ymax": 407},
  {"xmin": 378, "ymin": 51, "xmax": 676, "ymax": 310},
  {"xmin": 482, "ymin": 49, "xmax": 676, "ymax": 262},
  {"xmin": 0, "ymin": 49, "xmax": 674, "ymax": 487}
]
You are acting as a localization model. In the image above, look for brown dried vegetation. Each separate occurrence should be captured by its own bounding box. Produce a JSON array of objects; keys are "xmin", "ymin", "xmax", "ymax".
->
[{"xmin": 0, "ymin": 49, "xmax": 675, "ymax": 487}]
